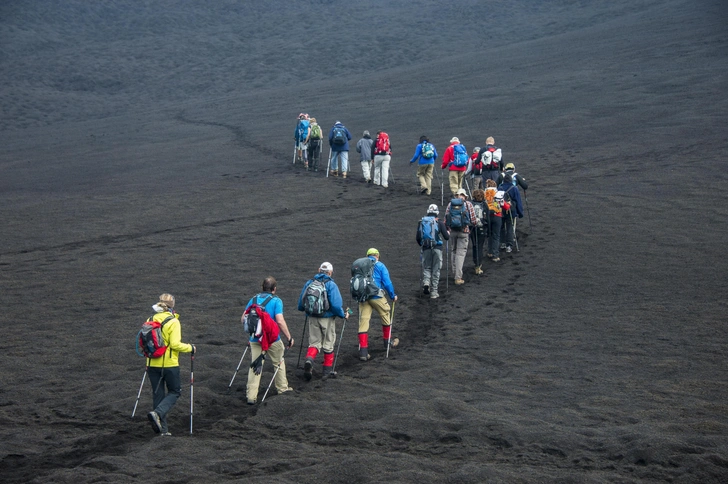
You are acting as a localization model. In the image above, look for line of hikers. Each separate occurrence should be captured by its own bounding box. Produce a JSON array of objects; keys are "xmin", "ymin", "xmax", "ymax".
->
[{"xmin": 136, "ymin": 248, "xmax": 398, "ymax": 435}]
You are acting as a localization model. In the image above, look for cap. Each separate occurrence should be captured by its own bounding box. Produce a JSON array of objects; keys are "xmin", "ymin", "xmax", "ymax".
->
[
  {"xmin": 366, "ymin": 248, "xmax": 379, "ymax": 256},
  {"xmin": 319, "ymin": 262, "xmax": 333, "ymax": 272},
  {"xmin": 427, "ymin": 203, "xmax": 439, "ymax": 215},
  {"xmin": 505, "ymin": 162, "xmax": 515, "ymax": 170},
  {"xmin": 450, "ymin": 136, "xmax": 460, "ymax": 143},
  {"xmin": 456, "ymin": 188, "xmax": 468, "ymax": 197}
]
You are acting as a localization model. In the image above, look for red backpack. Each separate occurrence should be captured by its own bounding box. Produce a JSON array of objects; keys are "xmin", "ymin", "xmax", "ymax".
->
[
  {"xmin": 374, "ymin": 132, "xmax": 390, "ymax": 155},
  {"xmin": 137, "ymin": 314, "xmax": 175, "ymax": 359}
]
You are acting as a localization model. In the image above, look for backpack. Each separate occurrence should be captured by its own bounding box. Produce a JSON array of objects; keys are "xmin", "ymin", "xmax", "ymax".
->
[
  {"xmin": 472, "ymin": 201, "xmax": 485, "ymax": 228},
  {"xmin": 485, "ymin": 188, "xmax": 503, "ymax": 215},
  {"xmin": 482, "ymin": 146, "xmax": 501, "ymax": 169},
  {"xmin": 296, "ymin": 120, "xmax": 310, "ymax": 142},
  {"xmin": 303, "ymin": 279, "xmax": 330, "ymax": 317},
  {"xmin": 446, "ymin": 198, "xmax": 471, "ymax": 231},
  {"xmin": 452, "ymin": 144, "xmax": 468, "ymax": 168},
  {"xmin": 137, "ymin": 315, "xmax": 175, "ymax": 359},
  {"xmin": 350, "ymin": 257, "xmax": 380, "ymax": 302},
  {"xmin": 421, "ymin": 142, "xmax": 435, "ymax": 159},
  {"xmin": 418, "ymin": 215, "xmax": 439, "ymax": 249},
  {"xmin": 242, "ymin": 295, "xmax": 274, "ymax": 337},
  {"xmin": 310, "ymin": 123, "xmax": 322, "ymax": 140},
  {"xmin": 375, "ymin": 132, "xmax": 390, "ymax": 155},
  {"xmin": 332, "ymin": 126, "xmax": 347, "ymax": 145},
  {"xmin": 472, "ymin": 156, "xmax": 484, "ymax": 175}
]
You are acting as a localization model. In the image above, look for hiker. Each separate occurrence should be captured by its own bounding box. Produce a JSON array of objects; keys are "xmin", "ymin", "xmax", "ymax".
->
[
  {"xmin": 243, "ymin": 277, "xmax": 294, "ymax": 405},
  {"xmin": 498, "ymin": 173, "xmax": 524, "ymax": 254},
  {"xmin": 441, "ymin": 136, "xmax": 469, "ymax": 197},
  {"xmin": 372, "ymin": 131, "xmax": 392, "ymax": 187},
  {"xmin": 308, "ymin": 117, "xmax": 323, "ymax": 172},
  {"xmin": 146, "ymin": 293, "xmax": 195, "ymax": 436},
  {"xmin": 470, "ymin": 189, "xmax": 488, "ymax": 275},
  {"xmin": 328, "ymin": 121, "xmax": 352, "ymax": 178},
  {"xmin": 294, "ymin": 113, "xmax": 311, "ymax": 167},
  {"xmin": 356, "ymin": 130, "xmax": 374, "ymax": 182},
  {"xmin": 416, "ymin": 204, "xmax": 450, "ymax": 299},
  {"xmin": 297, "ymin": 262, "xmax": 349, "ymax": 381},
  {"xmin": 485, "ymin": 179, "xmax": 509, "ymax": 262},
  {"xmin": 445, "ymin": 188, "xmax": 476, "ymax": 285},
  {"xmin": 496, "ymin": 162, "xmax": 529, "ymax": 191},
  {"xmin": 468, "ymin": 147, "xmax": 484, "ymax": 191},
  {"xmin": 479, "ymin": 136, "xmax": 503, "ymax": 185},
  {"xmin": 354, "ymin": 248, "xmax": 398, "ymax": 361},
  {"xmin": 410, "ymin": 135, "xmax": 438, "ymax": 195}
]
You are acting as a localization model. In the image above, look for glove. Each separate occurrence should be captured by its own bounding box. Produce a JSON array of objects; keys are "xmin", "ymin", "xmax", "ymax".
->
[
  {"xmin": 251, "ymin": 354, "xmax": 265, "ymax": 375},
  {"xmin": 287, "ymin": 338, "xmax": 294, "ymax": 349},
  {"xmin": 191, "ymin": 344, "xmax": 197, "ymax": 355}
]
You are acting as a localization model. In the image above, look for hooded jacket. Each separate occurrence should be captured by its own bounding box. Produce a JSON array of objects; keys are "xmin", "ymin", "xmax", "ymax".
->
[
  {"xmin": 410, "ymin": 141, "xmax": 438, "ymax": 165},
  {"xmin": 328, "ymin": 122, "xmax": 352, "ymax": 152},
  {"xmin": 441, "ymin": 142, "xmax": 467, "ymax": 172},
  {"xmin": 147, "ymin": 311, "xmax": 193, "ymax": 368},
  {"xmin": 297, "ymin": 273, "xmax": 347, "ymax": 319}
]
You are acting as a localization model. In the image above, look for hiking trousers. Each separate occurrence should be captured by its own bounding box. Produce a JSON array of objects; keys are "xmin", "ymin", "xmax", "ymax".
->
[
  {"xmin": 373, "ymin": 154, "xmax": 391, "ymax": 187},
  {"xmin": 309, "ymin": 139, "xmax": 322, "ymax": 169},
  {"xmin": 488, "ymin": 214, "xmax": 503, "ymax": 258},
  {"xmin": 148, "ymin": 366, "xmax": 181, "ymax": 434},
  {"xmin": 417, "ymin": 164, "xmax": 434, "ymax": 194},
  {"xmin": 501, "ymin": 213, "xmax": 516, "ymax": 249},
  {"xmin": 358, "ymin": 296, "xmax": 391, "ymax": 333},
  {"xmin": 448, "ymin": 170, "xmax": 464, "ymax": 196},
  {"xmin": 470, "ymin": 227, "xmax": 487, "ymax": 266},
  {"xmin": 450, "ymin": 231, "xmax": 469, "ymax": 280},
  {"xmin": 422, "ymin": 247, "xmax": 443, "ymax": 293},
  {"xmin": 331, "ymin": 150, "xmax": 349, "ymax": 173},
  {"xmin": 361, "ymin": 160, "xmax": 373, "ymax": 181},
  {"xmin": 307, "ymin": 316, "xmax": 337, "ymax": 354},
  {"xmin": 471, "ymin": 175, "xmax": 484, "ymax": 191},
  {"xmin": 247, "ymin": 339, "xmax": 288, "ymax": 402}
]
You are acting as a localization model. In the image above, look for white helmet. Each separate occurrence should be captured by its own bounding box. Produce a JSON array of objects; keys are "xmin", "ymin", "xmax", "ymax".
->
[{"xmin": 427, "ymin": 204, "xmax": 439, "ymax": 215}]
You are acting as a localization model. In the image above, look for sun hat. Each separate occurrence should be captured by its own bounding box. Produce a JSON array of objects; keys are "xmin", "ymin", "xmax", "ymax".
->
[
  {"xmin": 450, "ymin": 136, "xmax": 460, "ymax": 143},
  {"xmin": 319, "ymin": 262, "xmax": 333, "ymax": 272},
  {"xmin": 456, "ymin": 188, "xmax": 468, "ymax": 197}
]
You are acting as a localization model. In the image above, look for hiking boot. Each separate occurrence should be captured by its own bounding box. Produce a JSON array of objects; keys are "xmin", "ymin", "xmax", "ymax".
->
[
  {"xmin": 430, "ymin": 291, "xmax": 439, "ymax": 299},
  {"xmin": 474, "ymin": 265, "xmax": 483, "ymax": 275},
  {"xmin": 506, "ymin": 246, "xmax": 512, "ymax": 253},
  {"xmin": 454, "ymin": 278, "xmax": 465, "ymax": 285},
  {"xmin": 342, "ymin": 172, "xmax": 347, "ymax": 178},
  {"xmin": 384, "ymin": 337, "xmax": 399, "ymax": 349},
  {"xmin": 160, "ymin": 432, "xmax": 172, "ymax": 437},
  {"xmin": 367, "ymin": 178, "xmax": 373, "ymax": 183},
  {"xmin": 147, "ymin": 411, "xmax": 162, "ymax": 434},
  {"xmin": 359, "ymin": 347, "xmax": 371, "ymax": 361},
  {"xmin": 247, "ymin": 399, "xmax": 256, "ymax": 405},
  {"xmin": 321, "ymin": 366, "xmax": 333, "ymax": 380},
  {"xmin": 304, "ymin": 358, "xmax": 313, "ymax": 381},
  {"xmin": 423, "ymin": 284, "xmax": 430, "ymax": 295},
  {"xmin": 304, "ymin": 162, "xmax": 309, "ymax": 169},
  {"xmin": 492, "ymin": 257, "xmax": 500, "ymax": 262},
  {"xmin": 500, "ymin": 243, "xmax": 506, "ymax": 249},
  {"xmin": 278, "ymin": 387, "xmax": 294, "ymax": 395},
  {"xmin": 421, "ymin": 188, "xmax": 428, "ymax": 194},
  {"xmin": 330, "ymin": 170, "xmax": 338, "ymax": 177}
]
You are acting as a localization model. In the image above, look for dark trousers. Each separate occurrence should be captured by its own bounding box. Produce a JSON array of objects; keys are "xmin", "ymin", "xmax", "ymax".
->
[
  {"xmin": 148, "ymin": 366, "xmax": 181, "ymax": 433},
  {"xmin": 487, "ymin": 214, "xmax": 503, "ymax": 258},
  {"xmin": 309, "ymin": 139, "xmax": 322, "ymax": 170},
  {"xmin": 470, "ymin": 227, "xmax": 487, "ymax": 266},
  {"xmin": 501, "ymin": 212, "xmax": 515, "ymax": 248}
]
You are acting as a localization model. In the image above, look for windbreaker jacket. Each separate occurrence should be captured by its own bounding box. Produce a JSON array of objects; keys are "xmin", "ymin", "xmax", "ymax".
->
[
  {"xmin": 356, "ymin": 136, "xmax": 374, "ymax": 161},
  {"xmin": 410, "ymin": 142, "xmax": 438, "ymax": 165},
  {"xmin": 369, "ymin": 256, "xmax": 396, "ymax": 300},
  {"xmin": 148, "ymin": 311, "xmax": 193, "ymax": 368},
  {"xmin": 498, "ymin": 182, "xmax": 524, "ymax": 218},
  {"xmin": 441, "ymin": 142, "xmax": 467, "ymax": 172},
  {"xmin": 328, "ymin": 123, "xmax": 352, "ymax": 152},
  {"xmin": 297, "ymin": 273, "xmax": 347, "ymax": 318}
]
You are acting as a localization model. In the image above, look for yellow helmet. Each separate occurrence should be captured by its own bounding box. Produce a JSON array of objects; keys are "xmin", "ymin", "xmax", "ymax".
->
[{"xmin": 366, "ymin": 248, "xmax": 379, "ymax": 256}]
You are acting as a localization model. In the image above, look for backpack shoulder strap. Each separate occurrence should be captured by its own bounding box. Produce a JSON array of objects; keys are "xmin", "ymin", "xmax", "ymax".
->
[{"xmin": 259, "ymin": 294, "xmax": 275, "ymax": 308}]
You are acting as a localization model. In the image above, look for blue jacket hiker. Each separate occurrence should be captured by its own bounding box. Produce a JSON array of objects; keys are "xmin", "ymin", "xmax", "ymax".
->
[
  {"xmin": 498, "ymin": 174, "xmax": 524, "ymax": 254},
  {"xmin": 356, "ymin": 248, "xmax": 398, "ymax": 362},
  {"xmin": 328, "ymin": 121, "xmax": 352, "ymax": 178},
  {"xmin": 410, "ymin": 136, "xmax": 438, "ymax": 195},
  {"xmin": 297, "ymin": 262, "xmax": 349, "ymax": 380}
]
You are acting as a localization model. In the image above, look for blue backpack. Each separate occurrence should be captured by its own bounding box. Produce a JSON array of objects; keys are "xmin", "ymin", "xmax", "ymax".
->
[
  {"xmin": 296, "ymin": 120, "xmax": 310, "ymax": 142},
  {"xmin": 452, "ymin": 144, "xmax": 468, "ymax": 168},
  {"xmin": 421, "ymin": 142, "xmax": 435, "ymax": 159},
  {"xmin": 446, "ymin": 198, "xmax": 471, "ymax": 231},
  {"xmin": 418, "ymin": 216, "xmax": 439, "ymax": 249},
  {"xmin": 332, "ymin": 126, "xmax": 347, "ymax": 145}
]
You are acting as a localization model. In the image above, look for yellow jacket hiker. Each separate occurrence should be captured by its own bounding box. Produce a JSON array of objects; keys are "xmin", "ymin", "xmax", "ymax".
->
[{"xmin": 146, "ymin": 293, "xmax": 195, "ymax": 436}]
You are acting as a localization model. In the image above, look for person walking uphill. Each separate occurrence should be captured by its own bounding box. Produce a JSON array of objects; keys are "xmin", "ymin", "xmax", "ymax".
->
[
  {"xmin": 372, "ymin": 131, "xmax": 392, "ymax": 187},
  {"xmin": 242, "ymin": 277, "xmax": 294, "ymax": 405},
  {"xmin": 294, "ymin": 113, "xmax": 311, "ymax": 167},
  {"xmin": 308, "ymin": 117, "xmax": 323, "ymax": 172},
  {"xmin": 479, "ymin": 136, "xmax": 503, "ymax": 185},
  {"xmin": 328, "ymin": 121, "xmax": 352, "ymax": 178},
  {"xmin": 410, "ymin": 136, "xmax": 438, "ymax": 195},
  {"xmin": 445, "ymin": 188, "xmax": 477, "ymax": 285},
  {"xmin": 441, "ymin": 137, "xmax": 469, "ymax": 197},
  {"xmin": 416, "ymin": 204, "xmax": 450, "ymax": 299},
  {"xmin": 356, "ymin": 130, "xmax": 374, "ymax": 182},
  {"xmin": 297, "ymin": 262, "xmax": 349, "ymax": 381},
  {"xmin": 351, "ymin": 248, "xmax": 398, "ymax": 361},
  {"xmin": 146, "ymin": 293, "xmax": 195, "ymax": 436}
]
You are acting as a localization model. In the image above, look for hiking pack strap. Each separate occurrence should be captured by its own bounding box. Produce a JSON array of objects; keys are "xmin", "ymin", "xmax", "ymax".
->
[{"xmin": 256, "ymin": 294, "xmax": 275, "ymax": 309}]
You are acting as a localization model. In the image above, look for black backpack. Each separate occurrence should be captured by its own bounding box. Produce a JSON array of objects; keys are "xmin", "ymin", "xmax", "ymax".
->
[
  {"xmin": 242, "ymin": 295, "xmax": 274, "ymax": 336},
  {"xmin": 446, "ymin": 198, "xmax": 471, "ymax": 231},
  {"xmin": 350, "ymin": 257, "xmax": 380, "ymax": 302},
  {"xmin": 303, "ymin": 278, "xmax": 330, "ymax": 317},
  {"xmin": 332, "ymin": 126, "xmax": 347, "ymax": 145}
]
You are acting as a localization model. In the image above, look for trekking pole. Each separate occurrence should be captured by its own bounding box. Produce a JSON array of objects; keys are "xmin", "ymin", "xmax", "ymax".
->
[
  {"xmin": 389, "ymin": 165, "xmax": 395, "ymax": 185},
  {"xmin": 296, "ymin": 315, "xmax": 309, "ymax": 369},
  {"xmin": 189, "ymin": 351, "xmax": 195, "ymax": 435},
  {"xmin": 332, "ymin": 309, "xmax": 351, "ymax": 376},
  {"xmin": 261, "ymin": 350, "xmax": 285, "ymax": 404},
  {"xmin": 227, "ymin": 344, "xmax": 249, "ymax": 393},
  {"xmin": 131, "ymin": 366, "xmax": 148, "ymax": 418},
  {"xmin": 386, "ymin": 301, "xmax": 396, "ymax": 359},
  {"xmin": 464, "ymin": 178, "xmax": 472, "ymax": 199},
  {"xmin": 326, "ymin": 148, "xmax": 332, "ymax": 177},
  {"xmin": 292, "ymin": 141, "xmax": 297, "ymax": 165},
  {"xmin": 445, "ymin": 239, "xmax": 449, "ymax": 292},
  {"xmin": 524, "ymin": 189, "xmax": 532, "ymax": 232},
  {"xmin": 511, "ymin": 212, "xmax": 519, "ymax": 252}
]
